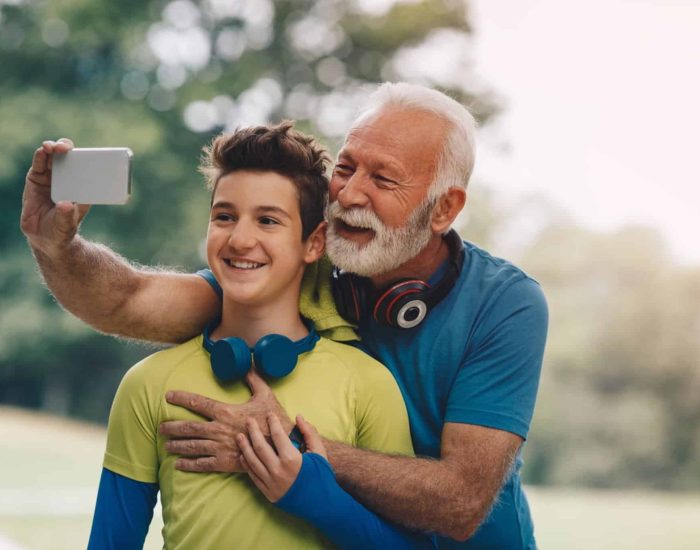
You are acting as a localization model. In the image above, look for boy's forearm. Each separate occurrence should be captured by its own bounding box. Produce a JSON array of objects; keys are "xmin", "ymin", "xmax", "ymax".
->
[
  {"xmin": 276, "ymin": 453, "xmax": 435, "ymax": 550},
  {"xmin": 30, "ymin": 236, "xmax": 219, "ymax": 343}
]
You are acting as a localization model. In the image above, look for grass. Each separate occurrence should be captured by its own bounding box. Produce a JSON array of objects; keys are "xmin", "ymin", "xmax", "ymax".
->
[{"xmin": 1, "ymin": 406, "xmax": 698, "ymax": 549}]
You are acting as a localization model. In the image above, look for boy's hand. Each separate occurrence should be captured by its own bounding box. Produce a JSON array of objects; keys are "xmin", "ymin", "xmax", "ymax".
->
[
  {"xmin": 21, "ymin": 139, "xmax": 91, "ymax": 256},
  {"xmin": 238, "ymin": 414, "xmax": 327, "ymax": 502},
  {"xmin": 238, "ymin": 414, "xmax": 302, "ymax": 502}
]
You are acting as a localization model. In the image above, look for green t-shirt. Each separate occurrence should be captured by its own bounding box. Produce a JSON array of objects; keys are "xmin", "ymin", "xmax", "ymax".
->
[{"xmin": 104, "ymin": 335, "xmax": 413, "ymax": 550}]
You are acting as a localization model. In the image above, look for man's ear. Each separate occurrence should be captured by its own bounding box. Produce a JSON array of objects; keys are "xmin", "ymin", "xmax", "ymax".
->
[
  {"xmin": 431, "ymin": 187, "xmax": 467, "ymax": 233},
  {"xmin": 303, "ymin": 221, "xmax": 327, "ymax": 264}
]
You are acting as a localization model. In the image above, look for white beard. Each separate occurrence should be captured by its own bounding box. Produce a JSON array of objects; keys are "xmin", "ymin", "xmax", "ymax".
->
[{"xmin": 325, "ymin": 199, "xmax": 435, "ymax": 277}]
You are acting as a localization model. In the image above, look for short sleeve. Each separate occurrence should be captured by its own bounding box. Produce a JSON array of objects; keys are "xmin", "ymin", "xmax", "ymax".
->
[
  {"xmin": 196, "ymin": 268, "xmax": 222, "ymax": 300},
  {"xmin": 103, "ymin": 360, "xmax": 161, "ymax": 483},
  {"xmin": 351, "ymin": 353, "xmax": 415, "ymax": 456},
  {"xmin": 445, "ymin": 277, "xmax": 548, "ymax": 440}
]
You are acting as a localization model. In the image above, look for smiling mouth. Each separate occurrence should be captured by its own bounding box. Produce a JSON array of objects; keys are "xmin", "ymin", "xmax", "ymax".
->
[
  {"xmin": 223, "ymin": 259, "xmax": 265, "ymax": 270},
  {"xmin": 336, "ymin": 220, "xmax": 375, "ymax": 236}
]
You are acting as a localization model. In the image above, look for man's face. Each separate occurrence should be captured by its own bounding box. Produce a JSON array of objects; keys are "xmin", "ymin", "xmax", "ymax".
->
[
  {"xmin": 207, "ymin": 170, "xmax": 315, "ymax": 307},
  {"xmin": 326, "ymin": 107, "xmax": 449, "ymax": 276}
]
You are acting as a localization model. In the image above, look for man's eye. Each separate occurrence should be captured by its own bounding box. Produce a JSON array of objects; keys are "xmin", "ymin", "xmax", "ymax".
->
[
  {"xmin": 374, "ymin": 174, "xmax": 395, "ymax": 185},
  {"xmin": 334, "ymin": 164, "xmax": 354, "ymax": 174}
]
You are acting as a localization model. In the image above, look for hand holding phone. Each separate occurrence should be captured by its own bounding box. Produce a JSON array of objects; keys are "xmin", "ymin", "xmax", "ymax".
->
[{"xmin": 51, "ymin": 148, "xmax": 133, "ymax": 205}]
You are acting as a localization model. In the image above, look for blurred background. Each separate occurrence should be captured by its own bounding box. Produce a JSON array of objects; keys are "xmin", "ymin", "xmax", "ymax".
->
[{"xmin": 1, "ymin": 0, "xmax": 698, "ymax": 548}]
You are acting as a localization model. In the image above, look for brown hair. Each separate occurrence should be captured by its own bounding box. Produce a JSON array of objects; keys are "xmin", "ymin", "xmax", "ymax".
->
[{"xmin": 200, "ymin": 121, "xmax": 330, "ymax": 240}]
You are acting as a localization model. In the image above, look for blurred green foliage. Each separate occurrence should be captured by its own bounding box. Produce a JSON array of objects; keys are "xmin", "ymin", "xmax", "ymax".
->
[
  {"xmin": 0, "ymin": 0, "xmax": 492, "ymax": 425},
  {"xmin": 1, "ymin": 0, "xmax": 698, "ymax": 492},
  {"xmin": 518, "ymin": 222, "xmax": 700, "ymax": 490}
]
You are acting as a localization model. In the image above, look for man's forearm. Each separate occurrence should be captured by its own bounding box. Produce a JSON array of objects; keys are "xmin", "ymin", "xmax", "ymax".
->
[
  {"xmin": 30, "ymin": 236, "xmax": 216, "ymax": 342},
  {"xmin": 324, "ymin": 440, "xmax": 509, "ymax": 541},
  {"xmin": 32, "ymin": 236, "xmax": 139, "ymax": 330}
]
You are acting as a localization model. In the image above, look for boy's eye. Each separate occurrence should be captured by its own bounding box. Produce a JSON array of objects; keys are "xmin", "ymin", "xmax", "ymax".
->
[
  {"xmin": 259, "ymin": 216, "xmax": 279, "ymax": 225},
  {"xmin": 214, "ymin": 212, "xmax": 235, "ymax": 222}
]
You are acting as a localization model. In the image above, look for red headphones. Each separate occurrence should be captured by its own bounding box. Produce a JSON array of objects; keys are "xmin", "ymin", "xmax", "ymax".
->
[{"xmin": 331, "ymin": 230, "xmax": 464, "ymax": 329}]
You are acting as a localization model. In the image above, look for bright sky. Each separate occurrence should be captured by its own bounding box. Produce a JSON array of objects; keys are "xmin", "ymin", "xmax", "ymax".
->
[{"xmin": 471, "ymin": 0, "xmax": 700, "ymax": 264}]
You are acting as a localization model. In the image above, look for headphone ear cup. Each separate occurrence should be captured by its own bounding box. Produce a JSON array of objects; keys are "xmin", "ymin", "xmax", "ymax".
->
[
  {"xmin": 374, "ymin": 280, "xmax": 430, "ymax": 328},
  {"xmin": 211, "ymin": 338, "xmax": 251, "ymax": 382},
  {"xmin": 332, "ymin": 270, "xmax": 368, "ymax": 323},
  {"xmin": 254, "ymin": 334, "xmax": 298, "ymax": 378}
]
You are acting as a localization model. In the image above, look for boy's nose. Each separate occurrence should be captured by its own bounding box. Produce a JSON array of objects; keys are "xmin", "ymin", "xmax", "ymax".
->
[{"xmin": 227, "ymin": 222, "xmax": 256, "ymax": 250}]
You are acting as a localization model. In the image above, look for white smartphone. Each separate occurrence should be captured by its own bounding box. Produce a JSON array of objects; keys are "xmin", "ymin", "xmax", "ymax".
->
[{"xmin": 51, "ymin": 147, "xmax": 133, "ymax": 205}]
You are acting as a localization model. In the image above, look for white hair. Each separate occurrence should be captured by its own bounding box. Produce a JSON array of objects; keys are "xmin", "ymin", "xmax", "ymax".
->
[{"xmin": 353, "ymin": 82, "xmax": 477, "ymax": 201}]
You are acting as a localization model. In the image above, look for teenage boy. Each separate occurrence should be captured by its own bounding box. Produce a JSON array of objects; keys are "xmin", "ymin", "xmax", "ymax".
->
[{"xmin": 87, "ymin": 123, "xmax": 434, "ymax": 549}]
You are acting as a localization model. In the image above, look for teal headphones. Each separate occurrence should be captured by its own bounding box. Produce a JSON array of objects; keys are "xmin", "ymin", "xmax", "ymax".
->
[{"xmin": 202, "ymin": 321, "xmax": 319, "ymax": 382}]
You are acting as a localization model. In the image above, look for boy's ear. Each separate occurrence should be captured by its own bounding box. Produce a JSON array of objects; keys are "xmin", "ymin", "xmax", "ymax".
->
[{"xmin": 303, "ymin": 221, "xmax": 327, "ymax": 264}]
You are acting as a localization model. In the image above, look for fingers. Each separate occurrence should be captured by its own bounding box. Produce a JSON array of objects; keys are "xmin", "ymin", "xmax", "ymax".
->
[
  {"xmin": 296, "ymin": 414, "xmax": 327, "ymax": 458},
  {"xmin": 237, "ymin": 431, "xmax": 271, "ymax": 484},
  {"xmin": 239, "ymin": 454, "xmax": 268, "ymax": 493},
  {"xmin": 41, "ymin": 138, "xmax": 74, "ymax": 154},
  {"xmin": 238, "ymin": 416, "xmax": 303, "ymax": 502},
  {"xmin": 246, "ymin": 418, "xmax": 279, "ymax": 466},
  {"xmin": 55, "ymin": 137, "xmax": 74, "ymax": 152},
  {"xmin": 52, "ymin": 202, "xmax": 83, "ymax": 239},
  {"xmin": 268, "ymin": 413, "xmax": 297, "ymax": 458},
  {"xmin": 166, "ymin": 391, "xmax": 227, "ymax": 420},
  {"xmin": 245, "ymin": 368, "xmax": 271, "ymax": 396},
  {"xmin": 28, "ymin": 138, "xmax": 75, "ymax": 188},
  {"xmin": 30, "ymin": 147, "xmax": 50, "ymax": 178},
  {"xmin": 160, "ymin": 420, "xmax": 221, "ymax": 439},
  {"xmin": 174, "ymin": 454, "xmax": 244, "ymax": 473},
  {"xmin": 175, "ymin": 456, "xmax": 219, "ymax": 472},
  {"xmin": 165, "ymin": 438, "xmax": 220, "ymax": 456}
]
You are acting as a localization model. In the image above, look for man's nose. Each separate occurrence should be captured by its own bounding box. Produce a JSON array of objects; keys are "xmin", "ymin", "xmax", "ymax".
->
[{"xmin": 335, "ymin": 172, "xmax": 371, "ymax": 209}]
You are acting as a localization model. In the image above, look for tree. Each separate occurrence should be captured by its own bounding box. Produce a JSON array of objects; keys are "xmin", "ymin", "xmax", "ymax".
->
[{"xmin": 0, "ymin": 0, "xmax": 496, "ymax": 421}]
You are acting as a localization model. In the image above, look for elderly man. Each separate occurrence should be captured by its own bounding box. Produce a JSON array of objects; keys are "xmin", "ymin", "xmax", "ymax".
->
[{"xmin": 22, "ymin": 83, "xmax": 547, "ymax": 549}]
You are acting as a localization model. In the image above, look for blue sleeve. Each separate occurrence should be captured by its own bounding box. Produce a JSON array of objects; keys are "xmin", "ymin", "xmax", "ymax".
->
[
  {"xmin": 445, "ymin": 277, "xmax": 548, "ymax": 439},
  {"xmin": 196, "ymin": 268, "xmax": 222, "ymax": 300},
  {"xmin": 276, "ymin": 453, "xmax": 436, "ymax": 550},
  {"xmin": 88, "ymin": 467, "xmax": 158, "ymax": 550}
]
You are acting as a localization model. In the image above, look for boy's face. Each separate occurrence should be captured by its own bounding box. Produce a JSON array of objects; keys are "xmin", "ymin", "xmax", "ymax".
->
[{"xmin": 207, "ymin": 170, "xmax": 323, "ymax": 308}]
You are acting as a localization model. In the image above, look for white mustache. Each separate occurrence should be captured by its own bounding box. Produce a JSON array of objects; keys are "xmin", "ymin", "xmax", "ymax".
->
[{"xmin": 327, "ymin": 202, "xmax": 385, "ymax": 232}]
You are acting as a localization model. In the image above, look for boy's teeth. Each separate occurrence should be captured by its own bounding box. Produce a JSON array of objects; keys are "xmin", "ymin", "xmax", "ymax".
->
[{"xmin": 230, "ymin": 260, "xmax": 262, "ymax": 269}]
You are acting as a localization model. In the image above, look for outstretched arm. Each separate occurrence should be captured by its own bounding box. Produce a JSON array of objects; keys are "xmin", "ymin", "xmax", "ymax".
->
[{"xmin": 21, "ymin": 139, "xmax": 219, "ymax": 343}]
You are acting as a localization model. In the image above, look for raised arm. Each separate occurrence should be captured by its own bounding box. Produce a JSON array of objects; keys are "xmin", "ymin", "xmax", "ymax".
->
[{"xmin": 21, "ymin": 139, "xmax": 219, "ymax": 343}]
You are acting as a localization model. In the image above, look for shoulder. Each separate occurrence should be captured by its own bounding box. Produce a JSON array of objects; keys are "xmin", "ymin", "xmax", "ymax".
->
[
  {"xmin": 310, "ymin": 338, "xmax": 400, "ymax": 393},
  {"xmin": 120, "ymin": 336, "xmax": 205, "ymax": 389},
  {"xmin": 460, "ymin": 241, "xmax": 547, "ymax": 314},
  {"xmin": 463, "ymin": 241, "xmax": 540, "ymax": 286}
]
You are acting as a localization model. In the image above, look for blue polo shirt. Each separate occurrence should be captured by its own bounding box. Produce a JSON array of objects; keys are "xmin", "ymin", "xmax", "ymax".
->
[{"xmin": 354, "ymin": 241, "xmax": 547, "ymax": 549}]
